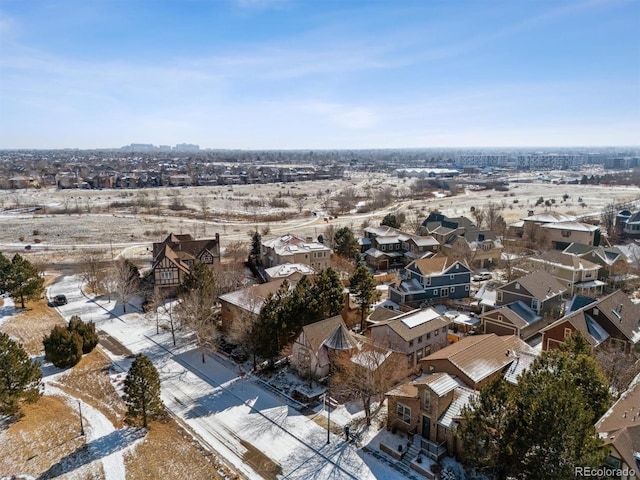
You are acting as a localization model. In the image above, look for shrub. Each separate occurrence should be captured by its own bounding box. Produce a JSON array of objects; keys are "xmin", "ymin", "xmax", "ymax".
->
[
  {"xmin": 68, "ymin": 315, "xmax": 99, "ymax": 354},
  {"xmin": 43, "ymin": 326, "xmax": 83, "ymax": 368}
]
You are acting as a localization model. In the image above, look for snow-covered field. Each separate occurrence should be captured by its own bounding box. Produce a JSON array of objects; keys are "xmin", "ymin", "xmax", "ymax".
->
[{"xmin": 46, "ymin": 274, "xmax": 404, "ymax": 479}]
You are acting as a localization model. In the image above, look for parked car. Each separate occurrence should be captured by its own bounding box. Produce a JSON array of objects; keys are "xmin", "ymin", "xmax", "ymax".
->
[
  {"xmin": 472, "ymin": 272, "xmax": 492, "ymax": 282},
  {"xmin": 52, "ymin": 294, "xmax": 67, "ymax": 306}
]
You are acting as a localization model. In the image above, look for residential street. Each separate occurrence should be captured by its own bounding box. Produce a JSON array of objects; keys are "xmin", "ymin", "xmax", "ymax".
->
[{"xmin": 47, "ymin": 274, "xmax": 403, "ymax": 480}]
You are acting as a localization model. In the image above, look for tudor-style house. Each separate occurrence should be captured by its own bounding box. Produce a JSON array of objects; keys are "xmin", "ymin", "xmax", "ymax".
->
[
  {"xmin": 388, "ymin": 255, "xmax": 471, "ymax": 308},
  {"xmin": 151, "ymin": 233, "xmax": 221, "ymax": 296}
]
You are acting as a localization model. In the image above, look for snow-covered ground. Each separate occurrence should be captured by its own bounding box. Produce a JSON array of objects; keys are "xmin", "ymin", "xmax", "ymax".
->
[
  {"xmin": 0, "ymin": 295, "xmax": 15, "ymax": 328},
  {"xmin": 48, "ymin": 274, "xmax": 404, "ymax": 479}
]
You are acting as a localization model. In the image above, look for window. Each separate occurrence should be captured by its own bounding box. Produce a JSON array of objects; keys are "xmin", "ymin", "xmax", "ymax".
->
[
  {"xmin": 450, "ymin": 274, "xmax": 455, "ymax": 280},
  {"xmin": 424, "ymin": 391, "xmax": 431, "ymax": 411},
  {"xmin": 531, "ymin": 299, "xmax": 539, "ymax": 311},
  {"xmin": 497, "ymin": 291, "xmax": 503, "ymax": 302},
  {"xmin": 397, "ymin": 403, "xmax": 411, "ymax": 424},
  {"xmin": 433, "ymin": 289, "xmax": 439, "ymax": 296},
  {"xmin": 564, "ymin": 328, "xmax": 572, "ymax": 339},
  {"xmin": 416, "ymin": 348, "xmax": 424, "ymax": 362},
  {"xmin": 442, "ymin": 289, "xmax": 448, "ymax": 297},
  {"xmin": 426, "ymin": 332, "xmax": 431, "ymax": 340},
  {"xmin": 425, "ymin": 278, "xmax": 431, "ymax": 286},
  {"xmin": 381, "ymin": 244, "xmax": 386, "ymax": 251},
  {"xmin": 160, "ymin": 271, "xmax": 173, "ymax": 280},
  {"xmin": 418, "ymin": 335, "xmax": 422, "ymax": 343},
  {"xmin": 465, "ymin": 285, "xmax": 470, "ymax": 291},
  {"xmin": 561, "ymin": 230, "xmax": 572, "ymax": 238},
  {"xmin": 450, "ymin": 286, "xmax": 455, "ymax": 293},
  {"xmin": 409, "ymin": 340, "xmax": 414, "ymax": 347},
  {"xmin": 442, "ymin": 327, "xmax": 447, "ymax": 333},
  {"xmin": 435, "ymin": 329, "xmax": 439, "ymax": 336}
]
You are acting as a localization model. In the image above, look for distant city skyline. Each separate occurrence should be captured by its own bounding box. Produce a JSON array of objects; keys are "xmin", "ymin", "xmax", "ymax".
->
[{"xmin": 0, "ymin": 0, "xmax": 638, "ymax": 150}]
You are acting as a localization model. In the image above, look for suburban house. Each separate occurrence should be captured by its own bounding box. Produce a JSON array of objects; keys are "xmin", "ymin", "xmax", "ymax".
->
[
  {"xmin": 151, "ymin": 233, "xmax": 221, "ymax": 296},
  {"xmin": 369, "ymin": 307, "xmax": 452, "ymax": 370},
  {"xmin": 527, "ymin": 250, "xmax": 604, "ymax": 296},
  {"xmin": 508, "ymin": 212, "xmax": 601, "ymax": 249},
  {"xmin": 264, "ymin": 263, "xmax": 316, "ymax": 282},
  {"xmin": 388, "ymin": 256, "xmax": 472, "ymax": 308},
  {"xmin": 440, "ymin": 230, "xmax": 503, "ymax": 269},
  {"xmin": 494, "ymin": 270, "xmax": 566, "ymax": 320},
  {"xmin": 616, "ymin": 210, "xmax": 640, "ymax": 239},
  {"xmin": 595, "ymin": 379, "xmax": 640, "ymax": 478},
  {"xmin": 541, "ymin": 290, "xmax": 640, "ymax": 352},
  {"xmin": 481, "ymin": 301, "xmax": 546, "ymax": 340},
  {"xmin": 418, "ymin": 213, "xmax": 476, "ymax": 244},
  {"xmin": 361, "ymin": 225, "xmax": 439, "ymax": 271},
  {"xmin": 260, "ymin": 233, "xmax": 331, "ymax": 270},
  {"xmin": 385, "ymin": 334, "xmax": 538, "ymax": 462},
  {"xmin": 563, "ymin": 243, "xmax": 628, "ymax": 284},
  {"xmin": 219, "ymin": 279, "xmax": 288, "ymax": 342},
  {"xmin": 291, "ymin": 315, "xmax": 356, "ymax": 381},
  {"xmin": 419, "ymin": 334, "xmax": 538, "ymax": 390}
]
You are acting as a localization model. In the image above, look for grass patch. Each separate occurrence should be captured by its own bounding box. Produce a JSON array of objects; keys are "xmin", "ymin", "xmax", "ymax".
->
[
  {"xmin": 124, "ymin": 419, "xmax": 235, "ymax": 480},
  {"xmin": 0, "ymin": 299, "xmax": 65, "ymax": 355},
  {"xmin": 0, "ymin": 395, "xmax": 97, "ymax": 478},
  {"xmin": 54, "ymin": 349, "xmax": 127, "ymax": 428}
]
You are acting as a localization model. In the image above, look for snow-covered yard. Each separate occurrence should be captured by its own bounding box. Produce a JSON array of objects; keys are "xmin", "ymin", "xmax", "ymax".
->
[{"xmin": 47, "ymin": 274, "xmax": 407, "ymax": 479}]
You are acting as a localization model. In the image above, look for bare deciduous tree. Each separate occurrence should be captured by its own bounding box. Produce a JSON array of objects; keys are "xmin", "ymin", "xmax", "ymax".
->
[
  {"xmin": 175, "ymin": 287, "xmax": 219, "ymax": 363},
  {"xmin": 80, "ymin": 251, "xmax": 106, "ymax": 295},
  {"xmin": 224, "ymin": 240, "xmax": 249, "ymax": 262},
  {"xmin": 110, "ymin": 258, "xmax": 140, "ymax": 313},
  {"xmin": 331, "ymin": 347, "xmax": 403, "ymax": 426},
  {"xmin": 596, "ymin": 345, "xmax": 640, "ymax": 396}
]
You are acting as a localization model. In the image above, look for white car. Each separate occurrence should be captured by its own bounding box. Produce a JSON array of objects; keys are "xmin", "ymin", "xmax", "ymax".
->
[{"xmin": 472, "ymin": 272, "xmax": 492, "ymax": 281}]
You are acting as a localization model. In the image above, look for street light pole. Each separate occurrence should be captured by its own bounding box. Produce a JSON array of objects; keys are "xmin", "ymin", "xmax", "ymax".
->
[{"xmin": 78, "ymin": 400, "xmax": 85, "ymax": 436}]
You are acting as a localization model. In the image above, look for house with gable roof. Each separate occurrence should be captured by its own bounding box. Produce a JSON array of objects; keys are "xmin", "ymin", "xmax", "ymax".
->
[
  {"xmin": 151, "ymin": 233, "xmax": 221, "ymax": 296},
  {"xmin": 527, "ymin": 250, "xmax": 604, "ymax": 296},
  {"xmin": 369, "ymin": 307, "xmax": 452, "ymax": 369},
  {"xmin": 385, "ymin": 334, "xmax": 538, "ymax": 462},
  {"xmin": 508, "ymin": 212, "xmax": 601, "ymax": 249},
  {"xmin": 261, "ymin": 233, "xmax": 331, "ymax": 271},
  {"xmin": 541, "ymin": 289, "xmax": 640, "ymax": 353},
  {"xmin": 563, "ymin": 243, "xmax": 628, "ymax": 284},
  {"xmin": 361, "ymin": 225, "xmax": 439, "ymax": 271},
  {"xmin": 595, "ymin": 378, "xmax": 640, "ymax": 477},
  {"xmin": 494, "ymin": 270, "xmax": 567, "ymax": 322},
  {"xmin": 388, "ymin": 255, "xmax": 472, "ymax": 307}
]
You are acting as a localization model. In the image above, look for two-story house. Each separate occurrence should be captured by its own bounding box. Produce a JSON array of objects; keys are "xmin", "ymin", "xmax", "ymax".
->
[
  {"xmin": 527, "ymin": 250, "xmax": 603, "ymax": 296},
  {"xmin": 388, "ymin": 256, "xmax": 472, "ymax": 308},
  {"xmin": 151, "ymin": 233, "xmax": 221, "ymax": 296},
  {"xmin": 441, "ymin": 230, "xmax": 504, "ymax": 269},
  {"xmin": 493, "ymin": 270, "xmax": 566, "ymax": 321},
  {"xmin": 369, "ymin": 307, "xmax": 451, "ymax": 369},
  {"xmin": 386, "ymin": 334, "xmax": 538, "ymax": 462},
  {"xmin": 563, "ymin": 243, "xmax": 628, "ymax": 285},
  {"xmin": 541, "ymin": 290, "xmax": 640, "ymax": 352},
  {"xmin": 361, "ymin": 225, "xmax": 439, "ymax": 271},
  {"xmin": 261, "ymin": 234, "xmax": 331, "ymax": 271}
]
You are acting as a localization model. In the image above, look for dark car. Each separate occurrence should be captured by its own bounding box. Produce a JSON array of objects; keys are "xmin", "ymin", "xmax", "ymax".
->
[{"xmin": 53, "ymin": 294, "xmax": 67, "ymax": 306}]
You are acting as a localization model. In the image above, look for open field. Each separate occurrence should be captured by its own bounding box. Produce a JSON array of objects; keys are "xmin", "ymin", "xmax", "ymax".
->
[{"xmin": 1, "ymin": 175, "xmax": 639, "ymax": 266}]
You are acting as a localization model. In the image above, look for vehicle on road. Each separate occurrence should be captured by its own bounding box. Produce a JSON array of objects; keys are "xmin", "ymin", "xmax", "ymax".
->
[
  {"xmin": 472, "ymin": 272, "xmax": 492, "ymax": 282},
  {"xmin": 52, "ymin": 294, "xmax": 67, "ymax": 306}
]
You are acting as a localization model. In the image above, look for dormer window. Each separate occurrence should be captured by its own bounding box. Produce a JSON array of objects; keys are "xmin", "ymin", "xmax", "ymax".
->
[{"xmin": 515, "ymin": 283, "xmax": 520, "ymax": 290}]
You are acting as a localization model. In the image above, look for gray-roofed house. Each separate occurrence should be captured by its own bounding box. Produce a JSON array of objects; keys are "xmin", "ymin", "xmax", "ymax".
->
[
  {"xmin": 361, "ymin": 225, "xmax": 439, "ymax": 271},
  {"xmin": 527, "ymin": 250, "xmax": 604, "ymax": 296},
  {"xmin": 563, "ymin": 243, "xmax": 628, "ymax": 284},
  {"xmin": 541, "ymin": 289, "xmax": 640, "ymax": 353},
  {"xmin": 495, "ymin": 270, "xmax": 567, "ymax": 322},
  {"xmin": 481, "ymin": 300, "xmax": 548, "ymax": 340},
  {"xmin": 369, "ymin": 307, "xmax": 452, "ymax": 369},
  {"xmin": 261, "ymin": 233, "xmax": 331, "ymax": 271}
]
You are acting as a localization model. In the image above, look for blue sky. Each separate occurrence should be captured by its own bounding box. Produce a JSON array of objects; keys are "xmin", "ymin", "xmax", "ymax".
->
[{"xmin": 0, "ymin": 0, "xmax": 638, "ymax": 149}]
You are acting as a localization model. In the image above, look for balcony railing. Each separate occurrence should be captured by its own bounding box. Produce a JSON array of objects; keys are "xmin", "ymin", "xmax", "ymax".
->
[{"xmin": 420, "ymin": 437, "xmax": 447, "ymax": 461}]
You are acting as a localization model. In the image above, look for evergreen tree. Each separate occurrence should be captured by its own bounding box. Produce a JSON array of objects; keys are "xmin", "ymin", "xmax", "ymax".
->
[
  {"xmin": 0, "ymin": 332, "xmax": 42, "ymax": 416},
  {"xmin": 250, "ymin": 230, "xmax": 261, "ymax": 257},
  {"xmin": 43, "ymin": 325, "xmax": 83, "ymax": 368},
  {"xmin": 349, "ymin": 264, "xmax": 380, "ymax": 331},
  {"xmin": 380, "ymin": 213, "xmax": 405, "ymax": 229},
  {"xmin": 460, "ymin": 332, "xmax": 610, "ymax": 479},
  {"xmin": 333, "ymin": 227, "xmax": 360, "ymax": 260},
  {"xmin": 68, "ymin": 315, "xmax": 99, "ymax": 354},
  {"xmin": 0, "ymin": 253, "xmax": 45, "ymax": 308},
  {"xmin": 181, "ymin": 260, "xmax": 216, "ymax": 294},
  {"xmin": 123, "ymin": 354, "xmax": 164, "ymax": 428},
  {"xmin": 310, "ymin": 267, "xmax": 345, "ymax": 320}
]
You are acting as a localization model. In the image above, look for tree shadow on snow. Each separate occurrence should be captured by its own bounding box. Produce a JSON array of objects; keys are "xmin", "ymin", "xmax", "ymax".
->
[
  {"xmin": 38, "ymin": 427, "xmax": 145, "ymax": 479},
  {"xmin": 281, "ymin": 440, "xmax": 359, "ymax": 480}
]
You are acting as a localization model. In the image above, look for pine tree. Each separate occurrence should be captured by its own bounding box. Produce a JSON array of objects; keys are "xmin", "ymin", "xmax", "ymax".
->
[
  {"xmin": 349, "ymin": 264, "xmax": 380, "ymax": 332},
  {"xmin": 68, "ymin": 315, "xmax": 99, "ymax": 354},
  {"xmin": 333, "ymin": 227, "xmax": 360, "ymax": 260},
  {"xmin": 123, "ymin": 354, "xmax": 164, "ymax": 428},
  {"xmin": 43, "ymin": 326, "xmax": 83, "ymax": 368},
  {"xmin": 250, "ymin": 230, "xmax": 261, "ymax": 257},
  {"xmin": 0, "ymin": 253, "xmax": 45, "ymax": 308},
  {"xmin": 0, "ymin": 332, "xmax": 42, "ymax": 416},
  {"xmin": 310, "ymin": 267, "xmax": 345, "ymax": 320}
]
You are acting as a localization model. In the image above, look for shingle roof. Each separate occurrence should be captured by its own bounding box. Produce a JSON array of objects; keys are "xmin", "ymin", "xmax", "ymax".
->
[
  {"xmin": 593, "ymin": 290, "xmax": 640, "ymax": 343},
  {"xmin": 301, "ymin": 315, "xmax": 347, "ymax": 353},
  {"xmin": 531, "ymin": 250, "xmax": 600, "ymax": 271},
  {"xmin": 424, "ymin": 334, "xmax": 537, "ymax": 385},
  {"xmin": 372, "ymin": 308, "xmax": 451, "ymax": 342},
  {"xmin": 500, "ymin": 270, "xmax": 566, "ymax": 301},
  {"xmin": 218, "ymin": 279, "xmax": 287, "ymax": 313},
  {"xmin": 411, "ymin": 256, "xmax": 466, "ymax": 276}
]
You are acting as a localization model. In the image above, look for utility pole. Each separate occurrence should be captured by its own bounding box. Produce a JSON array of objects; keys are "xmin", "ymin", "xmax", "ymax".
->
[{"xmin": 78, "ymin": 400, "xmax": 85, "ymax": 436}]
